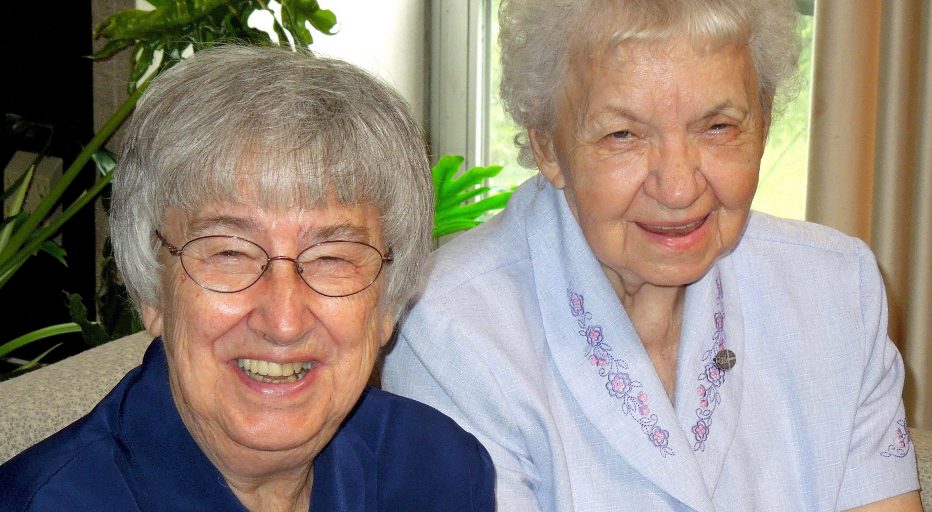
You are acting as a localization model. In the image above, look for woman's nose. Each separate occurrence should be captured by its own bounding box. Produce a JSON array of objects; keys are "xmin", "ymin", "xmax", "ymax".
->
[
  {"xmin": 247, "ymin": 259, "xmax": 316, "ymax": 346},
  {"xmin": 644, "ymin": 136, "xmax": 706, "ymax": 210}
]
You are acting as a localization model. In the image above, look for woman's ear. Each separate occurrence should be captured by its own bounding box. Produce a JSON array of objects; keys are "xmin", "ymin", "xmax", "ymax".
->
[
  {"xmin": 141, "ymin": 303, "xmax": 164, "ymax": 338},
  {"xmin": 378, "ymin": 314, "xmax": 395, "ymax": 349},
  {"xmin": 530, "ymin": 128, "xmax": 566, "ymax": 189}
]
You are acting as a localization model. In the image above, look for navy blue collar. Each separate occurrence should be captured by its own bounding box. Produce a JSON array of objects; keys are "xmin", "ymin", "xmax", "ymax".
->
[{"xmin": 116, "ymin": 339, "xmax": 376, "ymax": 511}]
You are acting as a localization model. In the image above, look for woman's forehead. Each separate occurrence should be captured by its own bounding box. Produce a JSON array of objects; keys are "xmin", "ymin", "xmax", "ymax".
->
[
  {"xmin": 563, "ymin": 40, "xmax": 758, "ymax": 124},
  {"xmin": 165, "ymin": 199, "xmax": 383, "ymax": 241}
]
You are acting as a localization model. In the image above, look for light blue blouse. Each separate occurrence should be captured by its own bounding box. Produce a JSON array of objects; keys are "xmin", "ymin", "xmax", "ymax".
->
[{"xmin": 383, "ymin": 177, "xmax": 919, "ymax": 511}]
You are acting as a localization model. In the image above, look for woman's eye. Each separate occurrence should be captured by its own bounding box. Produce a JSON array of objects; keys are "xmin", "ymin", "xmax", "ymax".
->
[
  {"xmin": 610, "ymin": 130, "xmax": 634, "ymax": 140},
  {"xmin": 210, "ymin": 250, "xmax": 249, "ymax": 262},
  {"xmin": 305, "ymin": 256, "xmax": 356, "ymax": 275}
]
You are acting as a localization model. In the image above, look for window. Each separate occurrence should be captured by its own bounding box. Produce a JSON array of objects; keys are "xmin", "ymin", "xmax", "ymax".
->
[{"xmin": 483, "ymin": 1, "xmax": 815, "ymax": 220}]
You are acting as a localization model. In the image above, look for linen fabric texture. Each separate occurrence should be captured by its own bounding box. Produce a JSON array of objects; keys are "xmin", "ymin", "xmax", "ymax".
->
[
  {"xmin": 0, "ymin": 339, "xmax": 495, "ymax": 511},
  {"xmin": 382, "ymin": 176, "xmax": 919, "ymax": 511}
]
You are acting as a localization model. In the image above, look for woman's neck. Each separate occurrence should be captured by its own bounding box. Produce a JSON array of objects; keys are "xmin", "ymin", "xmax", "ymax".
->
[
  {"xmin": 225, "ymin": 465, "xmax": 314, "ymax": 512},
  {"xmin": 613, "ymin": 275, "xmax": 687, "ymax": 401},
  {"xmin": 174, "ymin": 403, "xmax": 319, "ymax": 512}
]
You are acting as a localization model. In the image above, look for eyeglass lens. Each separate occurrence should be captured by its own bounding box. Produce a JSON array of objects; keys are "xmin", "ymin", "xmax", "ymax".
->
[{"xmin": 178, "ymin": 236, "xmax": 386, "ymax": 297}]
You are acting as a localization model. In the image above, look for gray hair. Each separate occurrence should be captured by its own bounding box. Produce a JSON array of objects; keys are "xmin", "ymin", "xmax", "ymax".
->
[
  {"xmin": 499, "ymin": 0, "xmax": 803, "ymax": 167},
  {"xmin": 111, "ymin": 45, "xmax": 433, "ymax": 319}
]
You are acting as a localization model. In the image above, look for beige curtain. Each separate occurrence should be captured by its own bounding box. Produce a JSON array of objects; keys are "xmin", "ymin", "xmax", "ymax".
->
[{"xmin": 807, "ymin": 0, "xmax": 932, "ymax": 430}]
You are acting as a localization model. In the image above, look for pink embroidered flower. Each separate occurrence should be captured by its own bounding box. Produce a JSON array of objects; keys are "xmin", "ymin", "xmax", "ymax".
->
[
  {"xmin": 881, "ymin": 419, "xmax": 912, "ymax": 458},
  {"xmin": 568, "ymin": 292, "xmax": 584, "ymax": 317},
  {"xmin": 697, "ymin": 385, "xmax": 706, "ymax": 397},
  {"xmin": 692, "ymin": 420, "xmax": 709, "ymax": 442},
  {"xmin": 700, "ymin": 399, "xmax": 709, "ymax": 409},
  {"xmin": 704, "ymin": 364, "xmax": 724, "ymax": 387},
  {"xmin": 585, "ymin": 325, "xmax": 603, "ymax": 346},
  {"xmin": 714, "ymin": 311, "xmax": 724, "ymax": 331},
  {"xmin": 648, "ymin": 426, "xmax": 670, "ymax": 448},
  {"xmin": 568, "ymin": 288, "xmax": 676, "ymax": 457},
  {"xmin": 607, "ymin": 372, "xmax": 633, "ymax": 398}
]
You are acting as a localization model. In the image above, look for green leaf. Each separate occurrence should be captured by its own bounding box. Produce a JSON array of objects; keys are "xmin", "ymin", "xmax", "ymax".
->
[
  {"xmin": 65, "ymin": 292, "xmax": 111, "ymax": 347},
  {"xmin": 93, "ymin": 9, "xmax": 152, "ymax": 40},
  {"xmin": 433, "ymin": 220, "xmax": 482, "ymax": 239},
  {"xmin": 144, "ymin": 0, "xmax": 176, "ymax": 9},
  {"xmin": 308, "ymin": 9, "xmax": 337, "ymax": 34},
  {"xmin": 431, "ymin": 155, "xmax": 465, "ymax": 197},
  {"xmin": 279, "ymin": 0, "xmax": 335, "ymax": 46},
  {"xmin": 437, "ymin": 186, "xmax": 490, "ymax": 212},
  {"xmin": 443, "ymin": 164, "xmax": 504, "ymax": 197},
  {"xmin": 0, "ymin": 165, "xmax": 35, "ymax": 253},
  {"xmin": 280, "ymin": 4, "xmax": 313, "ymax": 46},
  {"xmin": 91, "ymin": 147, "xmax": 118, "ymax": 177},
  {"xmin": 94, "ymin": 0, "xmax": 230, "ymax": 41},
  {"xmin": 39, "ymin": 241, "xmax": 68, "ymax": 267},
  {"xmin": 90, "ymin": 39, "xmax": 134, "ymax": 60},
  {"xmin": 435, "ymin": 192, "xmax": 512, "ymax": 223},
  {"xmin": 0, "ymin": 323, "xmax": 81, "ymax": 360},
  {"xmin": 2, "ymin": 164, "xmax": 34, "ymax": 218},
  {"xmin": 430, "ymin": 155, "xmax": 512, "ymax": 238},
  {"xmin": 127, "ymin": 43, "xmax": 154, "ymax": 92},
  {"xmin": 12, "ymin": 343, "xmax": 64, "ymax": 373}
]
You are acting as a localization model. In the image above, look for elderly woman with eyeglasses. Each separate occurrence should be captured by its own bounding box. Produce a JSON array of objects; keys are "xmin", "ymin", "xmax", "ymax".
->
[
  {"xmin": 383, "ymin": 0, "xmax": 920, "ymax": 510},
  {"xmin": 0, "ymin": 46, "xmax": 494, "ymax": 511}
]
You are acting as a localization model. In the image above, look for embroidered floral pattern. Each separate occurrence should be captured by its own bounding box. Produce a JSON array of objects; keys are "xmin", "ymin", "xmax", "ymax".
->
[
  {"xmin": 567, "ymin": 290, "xmax": 675, "ymax": 457},
  {"xmin": 881, "ymin": 419, "xmax": 912, "ymax": 458},
  {"xmin": 692, "ymin": 273, "xmax": 728, "ymax": 452}
]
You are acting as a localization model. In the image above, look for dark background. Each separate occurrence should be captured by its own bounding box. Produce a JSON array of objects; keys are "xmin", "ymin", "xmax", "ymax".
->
[{"xmin": 1, "ymin": 1, "xmax": 97, "ymax": 365}]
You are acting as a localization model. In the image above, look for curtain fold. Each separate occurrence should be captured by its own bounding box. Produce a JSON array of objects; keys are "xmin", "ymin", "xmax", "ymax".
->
[{"xmin": 807, "ymin": 0, "xmax": 932, "ymax": 429}]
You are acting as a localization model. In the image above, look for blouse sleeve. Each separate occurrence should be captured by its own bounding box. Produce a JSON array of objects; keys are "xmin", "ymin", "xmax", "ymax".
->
[
  {"xmin": 835, "ymin": 241, "xmax": 919, "ymax": 509},
  {"xmin": 384, "ymin": 314, "xmax": 544, "ymax": 512}
]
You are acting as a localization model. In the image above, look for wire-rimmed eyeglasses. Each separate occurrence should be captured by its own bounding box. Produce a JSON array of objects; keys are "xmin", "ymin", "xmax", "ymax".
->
[{"xmin": 155, "ymin": 231, "xmax": 392, "ymax": 297}]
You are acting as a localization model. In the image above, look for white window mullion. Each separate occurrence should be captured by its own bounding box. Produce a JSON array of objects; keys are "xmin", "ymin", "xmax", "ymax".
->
[{"xmin": 430, "ymin": 0, "xmax": 490, "ymax": 168}]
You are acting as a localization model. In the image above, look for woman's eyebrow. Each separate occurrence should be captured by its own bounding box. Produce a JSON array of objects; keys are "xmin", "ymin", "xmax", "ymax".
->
[
  {"xmin": 306, "ymin": 223, "xmax": 371, "ymax": 243},
  {"xmin": 186, "ymin": 216, "xmax": 371, "ymax": 242},
  {"xmin": 187, "ymin": 215, "xmax": 261, "ymax": 236},
  {"xmin": 698, "ymin": 101, "xmax": 749, "ymax": 121}
]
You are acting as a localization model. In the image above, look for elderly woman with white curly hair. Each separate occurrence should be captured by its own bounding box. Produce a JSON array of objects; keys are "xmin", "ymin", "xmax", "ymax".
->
[
  {"xmin": 383, "ymin": 1, "xmax": 921, "ymax": 510},
  {"xmin": 0, "ymin": 46, "xmax": 494, "ymax": 511}
]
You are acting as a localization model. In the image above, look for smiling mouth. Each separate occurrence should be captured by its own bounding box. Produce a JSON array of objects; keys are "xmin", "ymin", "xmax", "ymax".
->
[
  {"xmin": 637, "ymin": 215, "xmax": 708, "ymax": 237},
  {"xmin": 236, "ymin": 358, "xmax": 315, "ymax": 384}
]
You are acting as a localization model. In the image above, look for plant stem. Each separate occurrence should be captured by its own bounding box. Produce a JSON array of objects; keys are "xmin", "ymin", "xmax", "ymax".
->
[
  {"xmin": 0, "ymin": 170, "xmax": 116, "ymax": 289},
  {"xmin": 0, "ymin": 86, "xmax": 144, "ymax": 264}
]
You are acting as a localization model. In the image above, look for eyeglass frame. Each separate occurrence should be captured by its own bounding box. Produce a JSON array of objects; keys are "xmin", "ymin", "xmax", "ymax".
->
[{"xmin": 154, "ymin": 230, "xmax": 393, "ymax": 298}]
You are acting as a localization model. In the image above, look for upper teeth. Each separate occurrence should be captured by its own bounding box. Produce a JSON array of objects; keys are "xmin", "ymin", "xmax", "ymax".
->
[
  {"xmin": 650, "ymin": 219, "xmax": 702, "ymax": 231},
  {"xmin": 237, "ymin": 359, "xmax": 312, "ymax": 377}
]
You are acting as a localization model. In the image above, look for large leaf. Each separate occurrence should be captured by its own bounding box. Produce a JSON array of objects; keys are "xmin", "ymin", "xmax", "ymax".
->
[
  {"xmin": 93, "ymin": 0, "xmax": 339, "ymax": 92},
  {"xmin": 432, "ymin": 155, "xmax": 512, "ymax": 239},
  {"xmin": 0, "ymin": 323, "xmax": 80, "ymax": 360},
  {"xmin": 93, "ymin": 1, "xmax": 230, "ymax": 41}
]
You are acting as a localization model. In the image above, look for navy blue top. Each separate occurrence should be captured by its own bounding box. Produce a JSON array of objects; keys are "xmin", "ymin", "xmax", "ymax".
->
[{"xmin": 0, "ymin": 339, "xmax": 495, "ymax": 511}]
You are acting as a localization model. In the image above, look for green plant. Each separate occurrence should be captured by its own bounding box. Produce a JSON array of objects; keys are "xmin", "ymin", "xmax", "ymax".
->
[
  {"xmin": 93, "ymin": 0, "xmax": 336, "ymax": 93},
  {"xmin": 0, "ymin": 0, "xmax": 336, "ymax": 369},
  {"xmin": 432, "ymin": 155, "xmax": 512, "ymax": 238}
]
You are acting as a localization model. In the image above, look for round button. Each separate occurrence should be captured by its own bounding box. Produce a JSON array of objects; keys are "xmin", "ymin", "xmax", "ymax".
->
[{"xmin": 714, "ymin": 349, "xmax": 737, "ymax": 370}]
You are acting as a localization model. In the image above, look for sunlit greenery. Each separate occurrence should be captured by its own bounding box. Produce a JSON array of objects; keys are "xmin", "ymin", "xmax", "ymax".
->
[{"xmin": 486, "ymin": 4, "xmax": 814, "ymax": 221}]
